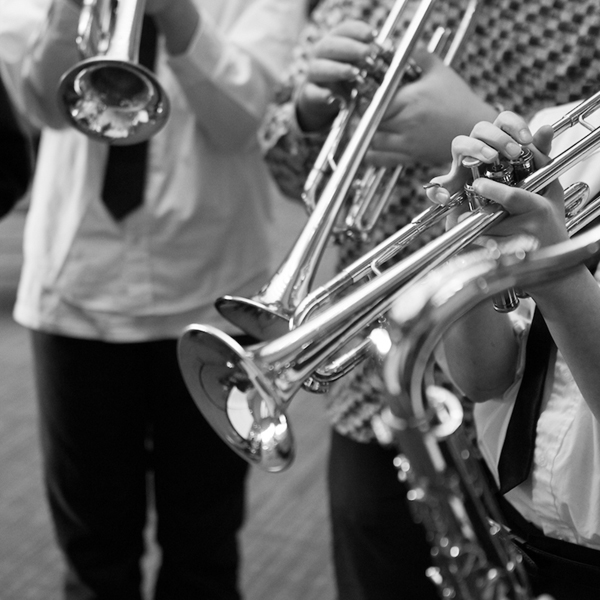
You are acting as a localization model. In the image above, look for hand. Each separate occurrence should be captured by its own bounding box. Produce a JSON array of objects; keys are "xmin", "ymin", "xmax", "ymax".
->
[
  {"xmin": 424, "ymin": 111, "xmax": 568, "ymax": 249},
  {"xmin": 296, "ymin": 20, "xmax": 376, "ymax": 132},
  {"xmin": 145, "ymin": 0, "xmax": 181, "ymax": 17},
  {"xmin": 67, "ymin": 0, "xmax": 200, "ymax": 56},
  {"xmin": 366, "ymin": 51, "xmax": 499, "ymax": 168},
  {"xmin": 145, "ymin": 0, "xmax": 200, "ymax": 56}
]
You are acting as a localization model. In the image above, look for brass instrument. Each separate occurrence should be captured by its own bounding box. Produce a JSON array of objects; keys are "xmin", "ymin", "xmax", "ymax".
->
[
  {"xmin": 292, "ymin": 178, "xmax": 592, "ymax": 390},
  {"xmin": 376, "ymin": 385, "xmax": 533, "ymax": 599},
  {"xmin": 302, "ymin": 0, "xmax": 479, "ymax": 232},
  {"xmin": 290, "ymin": 92, "xmax": 600, "ymax": 388},
  {"xmin": 58, "ymin": 0, "xmax": 169, "ymax": 144},
  {"xmin": 216, "ymin": 0, "xmax": 481, "ymax": 341},
  {"xmin": 178, "ymin": 92, "xmax": 600, "ymax": 473},
  {"xmin": 378, "ymin": 223, "xmax": 600, "ymax": 598}
]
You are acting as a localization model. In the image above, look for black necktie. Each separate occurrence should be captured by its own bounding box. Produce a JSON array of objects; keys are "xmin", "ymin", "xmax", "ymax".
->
[
  {"xmin": 497, "ymin": 306, "xmax": 555, "ymax": 495},
  {"xmin": 101, "ymin": 16, "xmax": 157, "ymax": 220}
]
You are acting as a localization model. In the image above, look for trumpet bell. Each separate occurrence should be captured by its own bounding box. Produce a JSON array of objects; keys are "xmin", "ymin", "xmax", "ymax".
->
[
  {"xmin": 178, "ymin": 324, "xmax": 295, "ymax": 472},
  {"xmin": 58, "ymin": 57, "xmax": 169, "ymax": 145}
]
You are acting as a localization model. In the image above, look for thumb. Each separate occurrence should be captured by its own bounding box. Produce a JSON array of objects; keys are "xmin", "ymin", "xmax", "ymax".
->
[
  {"xmin": 424, "ymin": 156, "xmax": 470, "ymax": 205},
  {"xmin": 532, "ymin": 124, "xmax": 555, "ymax": 157}
]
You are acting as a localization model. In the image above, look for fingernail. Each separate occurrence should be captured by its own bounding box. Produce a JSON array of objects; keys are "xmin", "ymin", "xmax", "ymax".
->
[
  {"xmin": 434, "ymin": 188, "xmax": 450, "ymax": 204},
  {"xmin": 506, "ymin": 142, "xmax": 522, "ymax": 158},
  {"xmin": 482, "ymin": 147, "xmax": 497, "ymax": 160},
  {"xmin": 518, "ymin": 128, "xmax": 533, "ymax": 144},
  {"xmin": 472, "ymin": 178, "xmax": 485, "ymax": 195}
]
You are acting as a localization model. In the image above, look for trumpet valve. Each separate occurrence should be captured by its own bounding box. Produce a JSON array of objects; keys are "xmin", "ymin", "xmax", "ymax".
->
[
  {"xmin": 462, "ymin": 155, "xmax": 516, "ymax": 210},
  {"xmin": 483, "ymin": 153, "xmax": 515, "ymax": 186},
  {"xmin": 510, "ymin": 147, "xmax": 535, "ymax": 182},
  {"xmin": 462, "ymin": 156, "xmax": 490, "ymax": 209}
]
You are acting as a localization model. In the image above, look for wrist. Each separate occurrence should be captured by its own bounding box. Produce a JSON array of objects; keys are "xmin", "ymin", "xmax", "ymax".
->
[{"xmin": 528, "ymin": 263, "xmax": 588, "ymax": 306}]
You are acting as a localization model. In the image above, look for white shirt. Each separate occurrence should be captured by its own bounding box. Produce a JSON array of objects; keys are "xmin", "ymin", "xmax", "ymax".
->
[
  {"xmin": 474, "ymin": 294, "xmax": 600, "ymax": 550},
  {"xmin": 1, "ymin": 0, "xmax": 306, "ymax": 341},
  {"xmin": 474, "ymin": 101, "xmax": 600, "ymax": 551}
]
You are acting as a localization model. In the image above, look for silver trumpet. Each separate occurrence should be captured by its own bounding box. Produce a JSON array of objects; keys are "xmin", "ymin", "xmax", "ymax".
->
[
  {"xmin": 378, "ymin": 223, "xmax": 600, "ymax": 599},
  {"xmin": 178, "ymin": 91, "xmax": 600, "ymax": 473},
  {"xmin": 58, "ymin": 0, "xmax": 169, "ymax": 144},
  {"xmin": 293, "ymin": 178, "xmax": 592, "ymax": 390},
  {"xmin": 289, "ymin": 92, "xmax": 600, "ymax": 389},
  {"xmin": 216, "ymin": 0, "xmax": 481, "ymax": 342}
]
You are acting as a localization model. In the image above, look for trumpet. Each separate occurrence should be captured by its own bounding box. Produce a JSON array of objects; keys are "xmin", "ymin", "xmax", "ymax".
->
[
  {"xmin": 289, "ymin": 93, "xmax": 600, "ymax": 390},
  {"xmin": 293, "ymin": 178, "xmax": 592, "ymax": 390},
  {"xmin": 378, "ymin": 224, "xmax": 600, "ymax": 598},
  {"xmin": 178, "ymin": 91, "xmax": 600, "ymax": 473},
  {"xmin": 216, "ymin": 0, "xmax": 481, "ymax": 341},
  {"xmin": 58, "ymin": 0, "xmax": 169, "ymax": 144},
  {"xmin": 303, "ymin": 0, "xmax": 480, "ymax": 233}
]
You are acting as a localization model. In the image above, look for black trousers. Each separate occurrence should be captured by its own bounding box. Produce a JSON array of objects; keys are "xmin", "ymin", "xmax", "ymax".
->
[
  {"xmin": 30, "ymin": 330, "xmax": 249, "ymax": 600},
  {"xmin": 327, "ymin": 430, "xmax": 439, "ymax": 600}
]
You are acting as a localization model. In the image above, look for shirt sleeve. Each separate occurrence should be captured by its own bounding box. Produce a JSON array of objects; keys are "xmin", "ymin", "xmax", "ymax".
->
[
  {"xmin": 6, "ymin": 0, "xmax": 307, "ymax": 148},
  {"xmin": 1, "ymin": 0, "xmax": 78, "ymax": 129},
  {"xmin": 167, "ymin": 0, "xmax": 307, "ymax": 151},
  {"xmin": 0, "ymin": 0, "xmax": 51, "ymax": 63},
  {"xmin": 257, "ymin": 9, "xmax": 329, "ymax": 200},
  {"xmin": 259, "ymin": 97, "xmax": 327, "ymax": 201}
]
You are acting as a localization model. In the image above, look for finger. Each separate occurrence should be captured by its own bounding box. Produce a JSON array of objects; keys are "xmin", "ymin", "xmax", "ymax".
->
[
  {"xmin": 531, "ymin": 123, "xmax": 555, "ymax": 157},
  {"xmin": 424, "ymin": 167, "xmax": 469, "ymax": 206},
  {"xmin": 492, "ymin": 110, "xmax": 534, "ymax": 146},
  {"xmin": 443, "ymin": 202, "xmax": 471, "ymax": 230},
  {"xmin": 424, "ymin": 133, "xmax": 489, "ymax": 205},
  {"xmin": 450, "ymin": 131, "xmax": 501, "ymax": 166},
  {"xmin": 470, "ymin": 177, "xmax": 545, "ymax": 216},
  {"xmin": 311, "ymin": 30, "xmax": 374, "ymax": 66},
  {"xmin": 306, "ymin": 57, "xmax": 361, "ymax": 86},
  {"xmin": 327, "ymin": 20, "xmax": 376, "ymax": 43},
  {"xmin": 295, "ymin": 81, "xmax": 345, "ymax": 132},
  {"xmin": 425, "ymin": 123, "xmax": 517, "ymax": 206},
  {"xmin": 370, "ymin": 130, "xmax": 410, "ymax": 154},
  {"xmin": 469, "ymin": 120, "xmax": 523, "ymax": 161},
  {"xmin": 365, "ymin": 148, "xmax": 411, "ymax": 168},
  {"xmin": 300, "ymin": 81, "xmax": 340, "ymax": 109},
  {"xmin": 492, "ymin": 113, "xmax": 555, "ymax": 171}
]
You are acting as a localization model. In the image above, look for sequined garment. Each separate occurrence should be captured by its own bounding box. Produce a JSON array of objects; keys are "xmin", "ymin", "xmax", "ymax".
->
[{"xmin": 261, "ymin": 0, "xmax": 600, "ymax": 442}]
